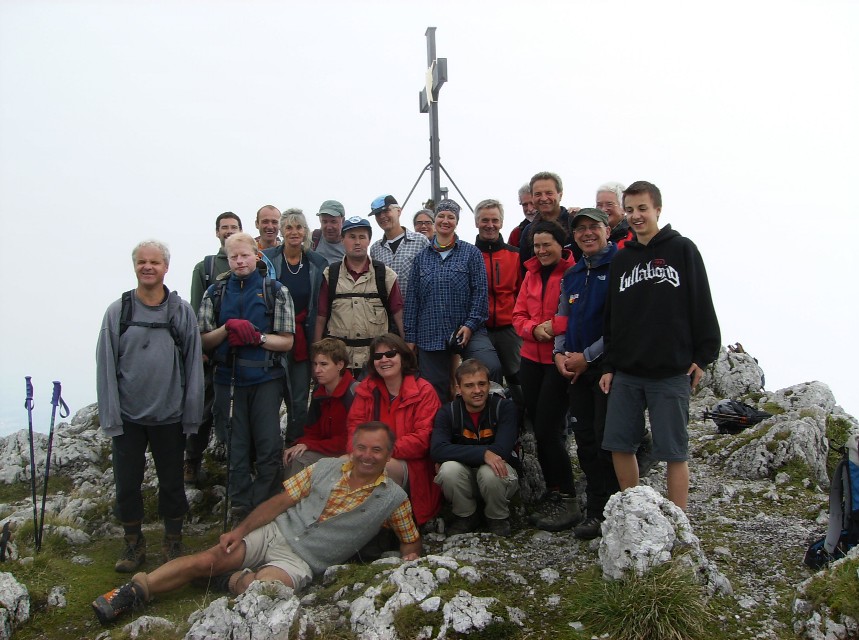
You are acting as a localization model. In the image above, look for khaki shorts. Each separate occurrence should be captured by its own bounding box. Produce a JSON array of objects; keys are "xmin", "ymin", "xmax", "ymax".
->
[{"xmin": 242, "ymin": 521, "xmax": 312, "ymax": 591}]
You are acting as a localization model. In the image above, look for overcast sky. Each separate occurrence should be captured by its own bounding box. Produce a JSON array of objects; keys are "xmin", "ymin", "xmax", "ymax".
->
[{"xmin": 1, "ymin": 1, "xmax": 857, "ymax": 435}]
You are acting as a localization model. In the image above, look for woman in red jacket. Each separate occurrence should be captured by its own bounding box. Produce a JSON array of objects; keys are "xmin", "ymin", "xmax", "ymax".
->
[
  {"xmin": 512, "ymin": 221, "xmax": 579, "ymax": 532},
  {"xmin": 347, "ymin": 333, "xmax": 441, "ymax": 525},
  {"xmin": 283, "ymin": 338, "xmax": 356, "ymax": 478}
]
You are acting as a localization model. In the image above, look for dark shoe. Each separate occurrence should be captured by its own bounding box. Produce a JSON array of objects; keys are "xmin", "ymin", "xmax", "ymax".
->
[
  {"xmin": 528, "ymin": 490, "xmax": 561, "ymax": 525},
  {"xmin": 161, "ymin": 535, "xmax": 185, "ymax": 563},
  {"xmin": 573, "ymin": 516, "xmax": 604, "ymax": 540},
  {"xmin": 183, "ymin": 459, "xmax": 201, "ymax": 484},
  {"xmin": 535, "ymin": 494, "xmax": 582, "ymax": 531},
  {"xmin": 486, "ymin": 517, "xmax": 512, "ymax": 537},
  {"xmin": 92, "ymin": 580, "xmax": 146, "ymax": 624},
  {"xmin": 446, "ymin": 512, "xmax": 481, "ymax": 536},
  {"xmin": 115, "ymin": 534, "xmax": 146, "ymax": 573}
]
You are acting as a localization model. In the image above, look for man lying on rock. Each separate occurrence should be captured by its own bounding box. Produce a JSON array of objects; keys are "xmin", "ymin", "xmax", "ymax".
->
[{"xmin": 92, "ymin": 421, "xmax": 422, "ymax": 624}]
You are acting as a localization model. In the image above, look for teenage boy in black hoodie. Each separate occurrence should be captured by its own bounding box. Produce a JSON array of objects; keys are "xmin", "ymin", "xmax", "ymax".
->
[{"xmin": 599, "ymin": 181, "xmax": 720, "ymax": 511}]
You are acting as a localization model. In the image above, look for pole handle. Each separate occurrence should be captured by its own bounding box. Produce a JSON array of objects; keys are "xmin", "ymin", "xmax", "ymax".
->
[
  {"xmin": 24, "ymin": 376, "xmax": 34, "ymax": 410},
  {"xmin": 51, "ymin": 381, "xmax": 70, "ymax": 418}
]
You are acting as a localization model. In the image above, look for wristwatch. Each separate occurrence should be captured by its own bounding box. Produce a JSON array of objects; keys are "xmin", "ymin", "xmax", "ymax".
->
[{"xmin": 259, "ymin": 333, "xmax": 267, "ymax": 344}]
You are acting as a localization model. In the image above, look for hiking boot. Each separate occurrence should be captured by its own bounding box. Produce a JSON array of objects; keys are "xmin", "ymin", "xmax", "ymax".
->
[
  {"xmin": 114, "ymin": 534, "xmax": 146, "ymax": 573},
  {"xmin": 535, "ymin": 494, "xmax": 582, "ymax": 531},
  {"xmin": 183, "ymin": 459, "xmax": 201, "ymax": 484},
  {"xmin": 446, "ymin": 512, "xmax": 481, "ymax": 536},
  {"xmin": 486, "ymin": 517, "xmax": 512, "ymax": 537},
  {"xmin": 161, "ymin": 535, "xmax": 185, "ymax": 564},
  {"xmin": 92, "ymin": 580, "xmax": 146, "ymax": 624},
  {"xmin": 573, "ymin": 516, "xmax": 604, "ymax": 540},
  {"xmin": 528, "ymin": 490, "xmax": 561, "ymax": 525}
]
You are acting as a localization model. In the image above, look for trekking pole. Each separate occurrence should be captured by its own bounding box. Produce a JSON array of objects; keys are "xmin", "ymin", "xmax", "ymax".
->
[
  {"xmin": 24, "ymin": 377, "xmax": 39, "ymax": 550},
  {"xmin": 37, "ymin": 381, "xmax": 70, "ymax": 551},
  {"xmin": 223, "ymin": 351, "xmax": 236, "ymax": 533}
]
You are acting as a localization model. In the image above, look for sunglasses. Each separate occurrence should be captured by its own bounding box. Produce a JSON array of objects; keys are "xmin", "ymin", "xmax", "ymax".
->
[{"xmin": 372, "ymin": 349, "xmax": 399, "ymax": 361}]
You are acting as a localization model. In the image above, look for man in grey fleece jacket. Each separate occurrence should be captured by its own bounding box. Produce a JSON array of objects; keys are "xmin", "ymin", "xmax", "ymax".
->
[{"xmin": 96, "ymin": 239, "xmax": 204, "ymax": 574}]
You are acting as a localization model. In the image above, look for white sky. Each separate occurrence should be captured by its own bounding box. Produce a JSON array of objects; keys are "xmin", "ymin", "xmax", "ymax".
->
[{"xmin": 1, "ymin": 1, "xmax": 857, "ymax": 435}]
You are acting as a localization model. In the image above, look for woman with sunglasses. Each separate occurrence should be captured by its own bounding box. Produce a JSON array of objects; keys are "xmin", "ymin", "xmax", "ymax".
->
[
  {"xmin": 347, "ymin": 333, "xmax": 441, "ymax": 525},
  {"xmin": 513, "ymin": 221, "xmax": 579, "ymax": 531}
]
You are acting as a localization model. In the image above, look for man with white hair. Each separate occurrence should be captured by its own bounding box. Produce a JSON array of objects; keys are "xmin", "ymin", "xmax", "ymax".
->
[
  {"xmin": 596, "ymin": 182, "xmax": 634, "ymax": 248},
  {"xmin": 508, "ymin": 183, "xmax": 537, "ymax": 248},
  {"xmin": 96, "ymin": 240, "xmax": 204, "ymax": 572}
]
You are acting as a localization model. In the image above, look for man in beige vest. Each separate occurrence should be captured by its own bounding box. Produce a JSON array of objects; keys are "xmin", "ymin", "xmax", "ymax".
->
[{"xmin": 314, "ymin": 217, "xmax": 405, "ymax": 377}]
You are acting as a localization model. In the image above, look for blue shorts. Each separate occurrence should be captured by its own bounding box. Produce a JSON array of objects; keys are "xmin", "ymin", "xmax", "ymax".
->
[{"xmin": 602, "ymin": 372, "xmax": 691, "ymax": 462}]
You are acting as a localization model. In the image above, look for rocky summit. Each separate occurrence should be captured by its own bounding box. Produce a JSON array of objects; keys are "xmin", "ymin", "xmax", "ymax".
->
[{"xmin": 0, "ymin": 346, "xmax": 857, "ymax": 639}]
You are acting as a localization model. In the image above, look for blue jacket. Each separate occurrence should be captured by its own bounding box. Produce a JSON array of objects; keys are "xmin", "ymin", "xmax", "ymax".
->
[
  {"xmin": 404, "ymin": 238, "xmax": 489, "ymax": 351},
  {"xmin": 431, "ymin": 394, "xmax": 519, "ymax": 467},
  {"xmin": 211, "ymin": 269, "xmax": 284, "ymax": 386},
  {"xmin": 556, "ymin": 243, "xmax": 617, "ymax": 361}
]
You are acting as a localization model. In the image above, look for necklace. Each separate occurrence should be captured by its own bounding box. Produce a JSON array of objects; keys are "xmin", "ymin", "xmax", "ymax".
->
[
  {"xmin": 432, "ymin": 235, "xmax": 455, "ymax": 251},
  {"xmin": 285, "ymin": 256, "xmax": 304, "ymax": 275}
]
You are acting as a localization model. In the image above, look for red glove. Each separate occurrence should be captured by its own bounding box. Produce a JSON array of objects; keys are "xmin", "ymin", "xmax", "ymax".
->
[{"xmin": 225, "ymin": 318, "xmax": 261, "ymax": 347}]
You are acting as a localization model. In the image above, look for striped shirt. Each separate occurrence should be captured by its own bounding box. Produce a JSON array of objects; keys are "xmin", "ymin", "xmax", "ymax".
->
[{"xmin": 283, "ymin": 461, "xmax": 419, "ymax": 544}]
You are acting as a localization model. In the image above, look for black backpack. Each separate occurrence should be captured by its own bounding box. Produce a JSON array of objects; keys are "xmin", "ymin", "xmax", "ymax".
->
[
  {"xmin": 702, "ymin": 399, "xmax": 773, "ymax": 434},
  {"xmin": 119, "ymin": 289, "xmax": 186, "ymax": 383},
  {"xmin": 323, "ymin": 261, "xmax": 398, "ymax": 338},
  {"xmin": 804, "ymin": 433, "xmax": 859, "ymax": 569}
]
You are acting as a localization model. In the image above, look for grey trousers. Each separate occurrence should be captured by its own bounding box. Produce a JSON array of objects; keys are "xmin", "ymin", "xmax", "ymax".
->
[{"xmin": 434, "ymin": 460, "xmax": 518, "ymax": 520}]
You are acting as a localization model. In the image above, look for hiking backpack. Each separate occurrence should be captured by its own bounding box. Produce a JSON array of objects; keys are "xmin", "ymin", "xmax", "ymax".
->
[
  {"xmin": 323, "ymin": 260, "xmax": 399, "ymax": 337},
  {"xmin": 703, "ymin": 399, "xmax": 773, "ymax": 434},
  {"xmin": 804, "ymin": 433, "xmax": 859, "ymax": 569},
  {"xmin": 119, "ymin": 289, "xmax": 187, "ymax": 383}
]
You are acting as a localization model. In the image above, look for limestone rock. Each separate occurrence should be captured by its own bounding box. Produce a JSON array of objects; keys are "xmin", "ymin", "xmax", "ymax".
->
[
  {"xmin": 704, "ymin": 347, "xmax": 765, "ymax": 398},
  {"xmin": 440, "ymin": 590, "xmax": 497, "ymax": 635},
  {"xmin": 185, "ymin": 580, "xmax": 307, "ymax": 640},
  {"xmin": 762, "ymin": 382, "xmax": 837, "ymax": 414},
  {"xmin": 123, "ymin": 615, "xmax": 175, "ymax": 638},
  {"xmin": 793, "ymin": 546, "xmax": 859, "ymax": 639},
  {"xmin": 0, "ymin": 572, "xmax": 29, "ymax": 631},
  {"xmin": 47, "ymin": 585, "xmax": 67, "ymax": 608},
  {"xmin": 599, "ymin": 486, "xmax": 731, "ymax": 596}
]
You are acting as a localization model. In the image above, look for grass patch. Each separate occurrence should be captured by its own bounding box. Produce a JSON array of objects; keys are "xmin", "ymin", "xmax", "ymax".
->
[
  {"xmin": 564, "ymin": 562, "xmax": 713, "ymax": 640},
  {"xmin": 0, "ymin": 475, "xmax": 75, "ymax": 504},
  {"xmin": 825, "ymin": 415, "xmax": 855, "ymax": 476},
  {"xmin": 762, "ymin": 403, "xmax": 786, "ymax": 415},
  {"xmin": 802, "ymin": 555, "xmax": 859, "ymax": 620}
]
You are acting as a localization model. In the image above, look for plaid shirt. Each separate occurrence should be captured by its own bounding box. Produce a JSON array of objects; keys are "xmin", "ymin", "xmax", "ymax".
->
[
  {"xmin": 404, "ymin": 238, "xmax": 489, "ymax": 350},
  {"xmin": 283, "ymin": 461, "xmax": 419, "ymax": 544},
  {"xmin": 370, "ymin": 228, "xmax": 430, "ymax": 298},
  {"xmin": 198, "ymin": 273, "xmax": 295, "ymax": 335}
]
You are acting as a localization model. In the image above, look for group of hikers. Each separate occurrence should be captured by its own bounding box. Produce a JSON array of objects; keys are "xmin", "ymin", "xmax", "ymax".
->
[{"xmin": 91, "ymin": 172, "xmax": 720, "ymax": 623}]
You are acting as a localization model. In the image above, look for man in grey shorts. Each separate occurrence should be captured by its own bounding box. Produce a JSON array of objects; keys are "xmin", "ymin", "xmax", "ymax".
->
[{"xmin": 92, "ymin": 422, "xmax": 422, "ymax": 624}]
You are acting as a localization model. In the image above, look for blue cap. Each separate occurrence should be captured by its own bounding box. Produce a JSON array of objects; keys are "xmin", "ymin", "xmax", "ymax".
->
[
  {"xmin": 370, "ymin": 195, "xmax": 398, "ymax": 216},
  {"xmin": 341, "ymin": 216, "xmax": 373, "ymax": 238}
]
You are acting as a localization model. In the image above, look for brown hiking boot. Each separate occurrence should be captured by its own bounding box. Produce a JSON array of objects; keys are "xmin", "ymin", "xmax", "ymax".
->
[
  {"xmin": 114, "ymin": 534, "xmax": 146, "ymax": 573},
  {"xmin": 535, "ymin": 493, "xmax": 583, "ymax": 532},
  {"xmin": 161, "ymin": 534, "xmax": 185, "ymax": 564},
  {"xmin": 183, "ymin": 459, "xmax": 201, "ymax": 484}
]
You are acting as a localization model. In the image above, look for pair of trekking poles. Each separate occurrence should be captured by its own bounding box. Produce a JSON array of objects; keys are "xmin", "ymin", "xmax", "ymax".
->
[{"xmin": 24, "ymin": 377, "xmax": 70, "ymax": 552}]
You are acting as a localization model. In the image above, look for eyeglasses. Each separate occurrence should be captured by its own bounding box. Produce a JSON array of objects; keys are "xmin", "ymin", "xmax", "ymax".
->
[
  {"xmin": 573, "ymin": 223, "xmax": 605, "ymax": 234},
  {"xmin": 414, "ymin": 220, "xmax": 433, "ymax": 227},
  {"xmin": 372, "ymin": 349, "xmax": 399, "ymax": 361}
]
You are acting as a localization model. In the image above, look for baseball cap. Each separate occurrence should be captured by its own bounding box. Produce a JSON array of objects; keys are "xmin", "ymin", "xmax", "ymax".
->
[
  {"xmin": 318, "ymin": 200, "xmax": 345, "ymax": 217},
  {"xmin": 341, "ymin": 216, "xmax": 373, "ymax": 237},
  {"xmin": 571, "ymin": 208, "xmax": 609, "ymax": 227},
  {"xmin": 370, "ymin": 195, "xmax": 398, "ymax": 217}
]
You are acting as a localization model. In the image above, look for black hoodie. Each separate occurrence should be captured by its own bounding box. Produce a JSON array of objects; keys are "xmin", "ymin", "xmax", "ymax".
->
[{"xmin": 603, "ymin": 224, "xmax": 720, "ymax": 378}]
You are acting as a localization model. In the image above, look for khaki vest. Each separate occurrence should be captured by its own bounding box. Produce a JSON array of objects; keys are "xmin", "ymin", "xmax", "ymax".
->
[{"xmin": 324, "ymin": 260, "xmax": 397, "ymax": 369}]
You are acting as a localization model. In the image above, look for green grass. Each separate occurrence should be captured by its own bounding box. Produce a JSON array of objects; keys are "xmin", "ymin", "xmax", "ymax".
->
[
  {"xmin": 825, "ymin": 415, "xmax": 855, "ymax": 476},
  {"xmin": 0, "ymin": 475, "xmax": 75, "ymax": 504},
  {"xmin": 563, "ymin": 562, "xmax": 713, "ymax": 640},
  {"xmin": 802, "ymin": 555, "xmax": 859, "ymax": 620}
]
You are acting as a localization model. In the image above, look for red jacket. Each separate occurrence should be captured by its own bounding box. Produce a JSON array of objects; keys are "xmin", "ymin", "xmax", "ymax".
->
[
  {"xmin": 513, "ymin": 251, "xmax": 574, "ymax": 364},
  {"xmin": 347, "ymin": 374, "xmax": 441, "ymax": 524},
  {"xmin": 476, "ymin": 237, "xmax": 522, "ymax": 328},
  {"xmin": 294, "ymin": 370, "xmax": 356, "ymax": 456}
]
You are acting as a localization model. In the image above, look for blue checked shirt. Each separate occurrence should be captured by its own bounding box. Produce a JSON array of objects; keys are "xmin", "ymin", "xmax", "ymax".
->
[
  {"xmin": 370, "ymin": 228, "xmax": 430, "ymax": 298},
  {"xmin": 404, "ymin": 238, "xmax": 489, "ymax": 351}
]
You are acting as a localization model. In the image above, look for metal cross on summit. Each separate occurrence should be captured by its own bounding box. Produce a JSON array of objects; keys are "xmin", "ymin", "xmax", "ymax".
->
[
  {"xmin": 419, "ymin": 27, "xmax": 447, "ymax": 207},
  {"xmin": 402, "ymin": 27, "xmax": 471, "ymax": 213}
]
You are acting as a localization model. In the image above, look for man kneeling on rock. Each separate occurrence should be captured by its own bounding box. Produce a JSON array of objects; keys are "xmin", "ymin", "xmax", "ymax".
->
[
  {"xmin": 430, "ymin": 359, "xmax": 520, "ymax": 537},
  {"xmin": 92, "ymin": 422, "xmax": 421, "ymax": 624}
]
